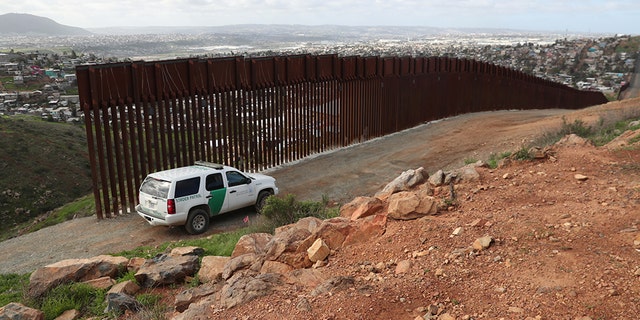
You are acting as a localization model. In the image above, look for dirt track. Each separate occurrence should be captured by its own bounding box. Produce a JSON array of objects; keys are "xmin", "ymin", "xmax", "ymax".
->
[{"xmin": 1, "ymin": 99, "xmax": 639, "ymax": 274}]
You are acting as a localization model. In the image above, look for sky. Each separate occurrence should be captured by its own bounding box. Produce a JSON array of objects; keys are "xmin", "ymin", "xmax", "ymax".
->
[{"xmin": 2, "ymin": 0, "xmax": 639, "ymax": 34}]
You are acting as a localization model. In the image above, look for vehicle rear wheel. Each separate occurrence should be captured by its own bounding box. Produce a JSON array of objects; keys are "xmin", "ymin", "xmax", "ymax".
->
[
  {"xmin": 255, "ymin": 190, "xmax": 274, "ymax": 214},
  {"xmin": 185, "ymin": 208, "xmax": 209, "ymax": 235}
]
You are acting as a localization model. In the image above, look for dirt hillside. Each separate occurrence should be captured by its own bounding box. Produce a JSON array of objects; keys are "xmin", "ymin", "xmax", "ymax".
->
[{"xmin": 192, "ymin": 118, "xmax": 640, "ymax": 320}]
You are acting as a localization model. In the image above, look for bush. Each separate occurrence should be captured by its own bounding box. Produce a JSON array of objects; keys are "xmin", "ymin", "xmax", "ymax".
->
[
  {"xmin": 260, "ymin": 194, "xmax": 338, "ymax": 230},
  {"xmin": 37, "ymin": 282, "xmax": 106, "ymax": 320}
]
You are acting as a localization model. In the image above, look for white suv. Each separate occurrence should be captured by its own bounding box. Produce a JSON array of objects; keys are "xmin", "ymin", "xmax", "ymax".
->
[{"xmin": 136, "ymin": 161, "xmax": 279, "ymax": 234}]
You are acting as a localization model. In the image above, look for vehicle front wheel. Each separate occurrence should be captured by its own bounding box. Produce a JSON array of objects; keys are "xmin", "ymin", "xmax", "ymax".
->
[
  {"xmin": 185, "ymin": 208, "xmax": 209, "ymax": 235},
  {"xmin": 255, "ymin": 190, "xmax": 274, "ymax": 214}
]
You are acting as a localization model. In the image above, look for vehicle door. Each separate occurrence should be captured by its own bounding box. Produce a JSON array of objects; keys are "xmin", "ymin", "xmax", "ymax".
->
[
  {"xmin": 205, "ymin": 173, "xmax": 227, "ymax": 215},
  {"xmin": 225, "ymin": 170, "xmax": 256, "ymax": 211}
]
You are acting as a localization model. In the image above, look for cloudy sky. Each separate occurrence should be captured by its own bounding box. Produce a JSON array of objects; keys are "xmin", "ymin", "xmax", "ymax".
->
[{"xmin": 2, "ymin": 0, "xmax": 638, "ymax": 34}]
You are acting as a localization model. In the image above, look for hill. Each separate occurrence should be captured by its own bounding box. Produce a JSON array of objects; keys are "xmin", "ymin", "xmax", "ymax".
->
[
  {"xmin": 0, "ymin": 115, "xmax": 92, "ymax": 239},
  {"xmin": 0, "ymin": 13, "xmax": 91, "ymax": 36}
]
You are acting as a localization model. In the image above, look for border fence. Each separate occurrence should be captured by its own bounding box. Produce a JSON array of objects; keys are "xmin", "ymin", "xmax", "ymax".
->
[{"xmin": 77, "ymin": 54, "xmax": 608, "ymax": 219}]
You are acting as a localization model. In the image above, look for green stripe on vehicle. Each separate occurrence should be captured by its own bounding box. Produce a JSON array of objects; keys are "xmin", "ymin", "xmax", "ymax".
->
[{"xmin": 208, "ymin": 188, "xmax": 227, "ymax": 215}]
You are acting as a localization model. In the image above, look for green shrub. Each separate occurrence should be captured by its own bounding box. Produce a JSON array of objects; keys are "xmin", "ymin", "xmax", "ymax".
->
[
  {"xmin": 37, "ymin": 282, "xmax": 106, "ymax": 320},
  {"xmin": 0, "ymin": 273, "xmax": 29, "ymax": 306},
  {"xmin": 487, "ymin": 151, "xmax": 512, "ymax": 169},
  {"xmin": 136, "ymin": 293, "xmax": 162, "ymax": 308},
  {"xmin": 513, "ymin": 146, "xmax": 532, "ymax": 161},
  {"xmin": 260, "ymin": 194, "xmax": 338, "ymax": 230}
]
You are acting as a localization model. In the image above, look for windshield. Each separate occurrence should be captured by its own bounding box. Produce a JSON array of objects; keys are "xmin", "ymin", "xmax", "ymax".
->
[{"xmin": 140, "ymin": 177, "xmax": 171, "ymax": 198}]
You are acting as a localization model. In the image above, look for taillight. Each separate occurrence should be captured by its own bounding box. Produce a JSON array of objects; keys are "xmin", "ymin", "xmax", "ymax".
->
[{"xmin": 167, "ymin": 199, "xmax": 176, "ymax": 215}]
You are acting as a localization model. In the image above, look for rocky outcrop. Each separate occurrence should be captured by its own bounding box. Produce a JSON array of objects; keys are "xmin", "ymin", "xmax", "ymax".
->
[
  {"xmin": 10, "ymin": 163, "xmax": 486, "ymax": 319},
  {"xmin": 27, "ymin": 255, "xmax": 128, "ymax": 298}
]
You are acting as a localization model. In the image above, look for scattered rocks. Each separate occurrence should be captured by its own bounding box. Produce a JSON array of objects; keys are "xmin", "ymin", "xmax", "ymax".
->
[{"xmin": 376, "ymin": 167, "xmax": 428, "ymax": 199}]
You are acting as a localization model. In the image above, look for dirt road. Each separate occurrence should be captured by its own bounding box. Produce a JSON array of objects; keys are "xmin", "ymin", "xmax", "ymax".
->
[{"xmin": 1, "ymin": 99, "xmax": 638, "ymax": 274}]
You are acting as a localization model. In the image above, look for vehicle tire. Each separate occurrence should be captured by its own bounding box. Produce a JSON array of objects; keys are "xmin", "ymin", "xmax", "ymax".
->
[
  {"xmin": 185, "ymin": 208, "xmax": 209, "ymax": 235},
  {"xmin": 255, "ymin": 190, "xmax": 274, "ymax": 214}
]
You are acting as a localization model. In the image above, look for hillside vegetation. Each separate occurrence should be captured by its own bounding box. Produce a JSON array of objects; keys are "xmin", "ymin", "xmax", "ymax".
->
[{"xmin": 0, "ymin": 115, "xmax": 92, "ymax": 240}]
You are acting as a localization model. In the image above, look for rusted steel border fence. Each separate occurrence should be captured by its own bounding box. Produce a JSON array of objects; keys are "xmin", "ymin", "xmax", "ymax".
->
[{"xmin": 77, "ymin": 55, "xmax": 608, "ymax": 219}]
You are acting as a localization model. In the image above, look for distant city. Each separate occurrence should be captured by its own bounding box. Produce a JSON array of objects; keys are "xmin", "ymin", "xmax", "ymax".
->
[{"xmin": 0, "ymin": 24, "xmax": 638, "ymax": 119}]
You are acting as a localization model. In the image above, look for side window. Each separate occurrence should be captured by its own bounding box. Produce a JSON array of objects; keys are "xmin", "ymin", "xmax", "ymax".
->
[
  {"xmin": 206, "ymin": 173, "xmax": 224, "ymax": 191},
  {"xmin": 174, "ymin": 177, "xmax": 200, "ymax": 198},
  {"xmin": 226, "ymin": 171, "xmax": 248, "ymax": 187}
]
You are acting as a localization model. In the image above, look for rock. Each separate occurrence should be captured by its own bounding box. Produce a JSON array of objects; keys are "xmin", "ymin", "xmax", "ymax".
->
[
  {"xmin": 0, "ymin": 303, "xmax": 44, "ymax": 320},
  {"xmin": 82, "ymin": 276, "xmax": 115, "ymax": 290},
  {"xmin": 456, "ymin": 165, "xmax": 481, "ymax": 182},
  {"xmin": 301, "ymin": 217, "xmax": 354, "ymax": 251},
  {"xmin": 310, "ymin": 276, "xmax": 355, "ymax": 296},
  {"xmin": 28, "ymin": 255, "xmax": 128, "ymax": 298},
  {"xmin": 174, "ymin": 282, "xmax": 221, "ymax": 312},
  {"xmin": 508, "ymin": 306, "xmax": 524, "ymax": 313},
  {"xmin": 54, "ymin": 309, "xmax": 80, "ymax": 320},
  {"xmin": 376, "ymin": 167, "xmax": 428, "ymax": 199},
  {"xmin": 451, "ymin": 227, "xmax": 463, "ymax": 236},
  {"xmin": 274, "ymin": 216, "xmax": 323, "ymax": 236},
  {"xmin": 634, "ymin": 234, "xmax": 640, "ymax": 247},
  {"xmin": 387, "ymin": 191, "xmax": 438, "ymax": 220},
  {"xmin": 307, "ymin": 238, "xmax": 330, "ymax": 262},
  {"xmin": 574, "ymin": 174, "xmax": 589, "ymax": 181},
  {"xmin": 170, "ymin": 246, "xmax": 204, "ymax": 257},
  {"xmin": 134, "ymin": 254, "xmax": 199, "ymax": 288},
  {"xmin": 199, "ymin": 256, "xmax": 231, "ymax": 283},
  {"xmin": 231, "ymin": 233, "xmax": 273, "ymax": 258},
  {"xmin": 127, "ymin": 257, "xmax": 146, "ymax": 272},
  {"xmin": 472, "ymin": 235, "xmax": 494, "ymax": 251},
  {"xmin": 630, "ymin": 120, "xmax": 640, "ymax": 128},
  {"xmin": 296, "ymin": 297, "xmax": 312, "ymax": 311},
  {"xmin": 428, "ymin": 170, "xmax": 445, "ymax": 187},
  {"xmin": 107, "ymin": 280, "xmax": 140, "ymax": 296},
  {"xmin": 283, "ymin": 268, "xmax": 328, "ymax": 288},
  {"xmin": 634, "ymin": 267, "xmax": 640, "ymax": 277},
  {"xmin": 219, "ymin": 273, "xmax": 283, "ymax": 309},
  {"xmin": 438, "ymin": 313, "xmax": 455, "ymax": 320},
  {"xmin": 222, "ymin": 253, "xmax": 259, "ymax": 280},
  {"xmin": 395, "ymin": 260, "xmax": 412, "ymax": 274},
  {"xmin": 340, "ymin": 196, "xmax": 384, "ymax": 220},
  {"xmin": 555, "ymin": 134, "xmax": 593, "ymax": 147},
  {"xmin": 605, "ymin": 129, "xmax": 640, "ymax": 150},
  {"xmin": 264, "ymin": 225, "xmax": 314, "ymax": 269},
  {"xmin": 260, "ymin": 260, "xmax": 294, "ymax": 274},
  {"xmin": 343, "ymin": 214, "xmax": 387, "ymax": 247},
  {"xmin": 502, "ymin": 173, "xmax": 511, "ymax": 179},
  {"xmin": 104, "ymin": 292, "xmax": 142, "ymax": 314}
]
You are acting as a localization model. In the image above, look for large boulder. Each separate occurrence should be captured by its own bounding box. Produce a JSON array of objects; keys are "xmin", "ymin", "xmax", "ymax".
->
[
  {"xmin": 231, "ymin": 233, "xmax": 273, "ymax": 258},
  {"xmin": 375, "ymin": 167, "xmax": 428, "ymax": 199},
  {"xmin": 198, "ymin": 256, "xmax": 231, "ymax": 283},
  {"xmin": 263, "ymin": 225, "xmax": 314, "ymax": 269},
  {"xmin": 340, "ymin": 196, "xmax": 384, "ymax": 220},
  {"xmin": 104, "ymin": 292, "xmax": 142, "ymax": 314},
  {"xmin": 221, "ymin": 253, "xmax": 261, "ymax": 280},
  {"xmin": 343, "ymin": 214, "xmax": 387, "ymax": 247},
  {"xmin": 134, "ymin": 254, "xmax": 199, "ymax": 288},
  {"xmin": 387, "ymin": 190, "xmax": 438, "ymax": 220},
  {"xmin": 28, "ymin": 255, "xmax": 128, "ymax": 298}
]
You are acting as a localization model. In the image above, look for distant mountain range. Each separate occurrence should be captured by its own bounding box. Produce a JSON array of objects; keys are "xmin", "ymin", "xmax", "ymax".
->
[{"xmin": 0, "ymin": 13, "xmax": 91, "ymax": 35}]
